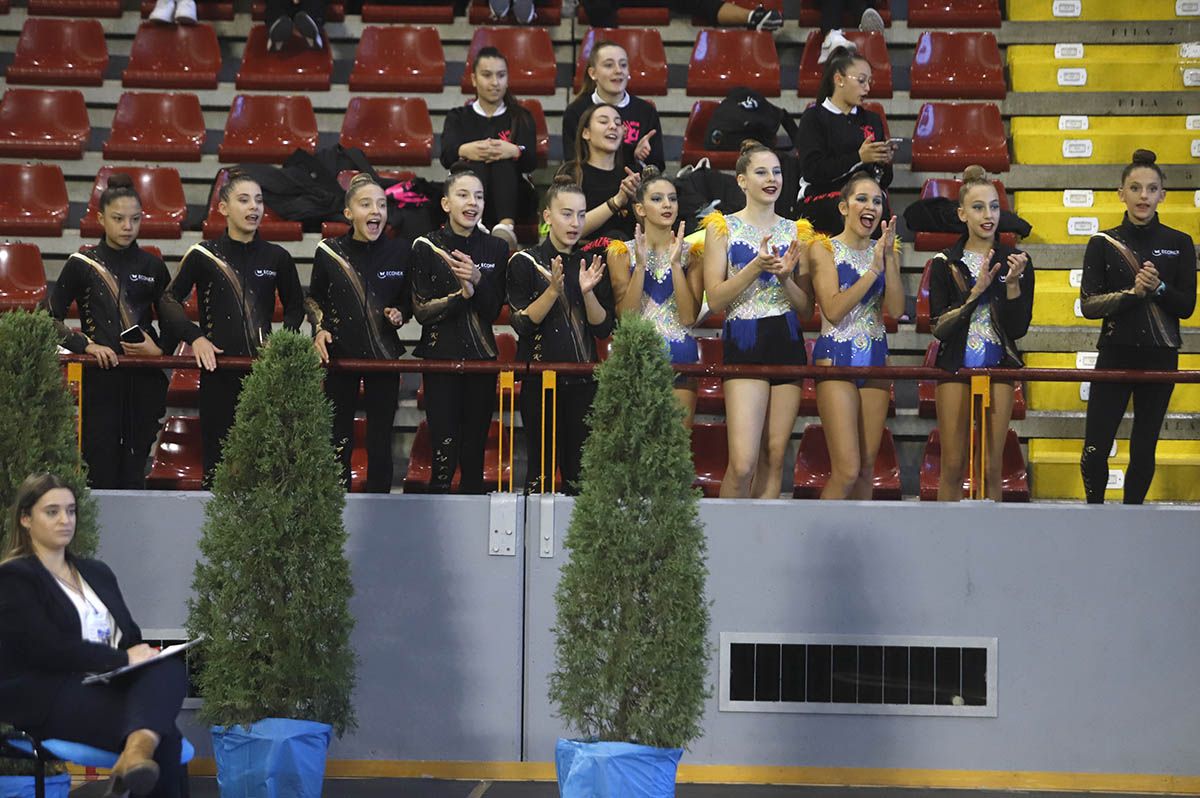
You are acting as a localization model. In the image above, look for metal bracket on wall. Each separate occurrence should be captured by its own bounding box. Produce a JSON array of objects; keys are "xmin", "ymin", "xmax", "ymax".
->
[
  {"xmin": 488, "ymin": 493, "xmax": 518, "ymax": 557},
  {"xmin": 538, "ymin": 494, "xmax": 555, "ymax": 558}
]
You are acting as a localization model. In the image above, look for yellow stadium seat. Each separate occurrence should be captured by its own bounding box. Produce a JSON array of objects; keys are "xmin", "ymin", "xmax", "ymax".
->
[
  {"xmin": 1024, "ymin": 352, "xmax": 1200, "ymax": 412},
  {"xmin": 1030, "ymin": 270, "xmax": 1100, "ymax": 327},
  {"xmin": 1008, "ymin": 0, "xmax": 1198, "ymax": 22},
  {"xmin": 1011, "ymin": 116, "xmax": 1200, "ymax": 165},
  {"xmin": 1007, "ymin": 44, "xmax": 1199, "ymax": 92},
  {"xmin": 1029, "ymin": 438, "xmax": 1200, "ymax": 501},
  {"xmin": 1015, "ymin": 190, "xmax": 1200, "ymax": 244}
]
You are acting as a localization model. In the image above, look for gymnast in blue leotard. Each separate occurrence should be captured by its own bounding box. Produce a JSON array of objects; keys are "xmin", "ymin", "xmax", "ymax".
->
[{"xmin": 810, "ymin": 171, "xmax": 905, "ymax": 500}]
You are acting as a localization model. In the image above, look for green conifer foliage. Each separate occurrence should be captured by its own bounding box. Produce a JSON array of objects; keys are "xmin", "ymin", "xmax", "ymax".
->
[
  {"xmin": 187, "ymin": 330, "xmax": 357, "ymax": 736},
  {"xmin": 0, "ymin": 310, "xmax": 97, "ymax": 557},
  {"xmin": 549, "ymin": 316, "xmax": 710, "ymax": 750}
]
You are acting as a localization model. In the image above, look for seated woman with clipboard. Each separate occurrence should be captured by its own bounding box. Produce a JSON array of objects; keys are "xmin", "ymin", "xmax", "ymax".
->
[{"xmin": 0, "ymin": 473, "xmax": 189, "ymax": 797}]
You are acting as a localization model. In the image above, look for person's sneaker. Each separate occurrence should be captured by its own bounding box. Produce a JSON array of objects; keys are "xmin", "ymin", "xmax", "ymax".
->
[
  {"xmin": 859, "ymin": 7, "xmax": 885, "ymax": 32},
  {"xmin": 817, "ymin": 28, "xmax": 854, "ymax": 63},
  {"xmin": 292, "ymin": 10, "xmax": 323, "ymax": 49},
  {"xmin": 491, "ymin": 222, "xmax": 518, "ymax": 252},
  {"xmin": 512, "ymin": 0, "xmax": 536, "ymax": 23},
  {"xmin": 148, "ymin": 0, "xmax": 175, "ymax": 23},
  {"xmin": 173, "ymin": 0, "xmax": 196, "ymax": 24},
  {"xmin": 747, "ymin": 5, "xmax": 784, "ymax": 32},
  {"xmin": 267, "ymin": 16, "xmax": 291, "ymax": 51},
  {"xmin": 489, "ymin": 0, "xmax": 511, "ymax": 18}
]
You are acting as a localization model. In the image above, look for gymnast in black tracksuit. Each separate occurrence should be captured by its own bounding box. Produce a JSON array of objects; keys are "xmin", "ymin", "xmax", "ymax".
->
[
  {"xmin": 507, "ymin": 178, "xmax": 615, "ymax": 495},
  {"xmin": 48, "ymin": 175, "xmax": 172, "ymax": 489},
  {"xmin": 1078, "ymin": 150, "xmax": 1197, "ymax": 504},
  {"xmin": 158, "ymin": 172, "xmax": 304, "ymax": 483},
  {"xmin": 306, "ymin": 174, "xmax": 411, "ymax": 493},
  {"xmin": 410, "ymin": 170, "xmax": 510, "ymax": 494}
]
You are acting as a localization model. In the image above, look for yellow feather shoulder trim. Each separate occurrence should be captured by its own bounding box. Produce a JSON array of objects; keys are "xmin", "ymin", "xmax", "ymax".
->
[
  {"xmin": 794, "ymin": 218, "xmax": 816, "ymax": 244},
  {"xmin": 606, "ymin": 239, "xmax": 629, "ymax": 259},
  {"xmin": 701, "ymin": 211, "xmax": 728, "ymax": 238},
  {"xmin": 892, "ymin": 234, "xmax": 903, "ymax": 254},
  {"xmin": 812, "ymin": 233, "xmax": 834, "ymax": 254},
  {"xmin": 688, "ymin": 240, "xmax": 705, "ymax": 261}
]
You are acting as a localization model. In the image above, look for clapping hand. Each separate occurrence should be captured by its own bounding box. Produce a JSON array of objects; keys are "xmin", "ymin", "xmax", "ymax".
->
[
  {"xmin": 751, "ymin": 235, "xmax": 783, "ymax": 275},
  {"xmin": 536, "ymin": 255, "xmax": 567, "ymax": 298},
  {"xmin": 1133, "ymin": 261, "xmax": 1160, "ymax": 297},
  {"xmin": 579, "ymin": 254, "xmax": 606, "ymax": 294},
  {"xmin": 1004, "ymin": 251, "xmax": 1029, "ymax": 283},
  {"xmin": 438, "ymin": 247, "xmax": 481, "ymax": 299},
  {"xmin": 966, "ymin": 249, "xmax": 1001, "ymax": 300},
  {"xmin": 667, "ymin": 221, "xmax": 687, "ymax": 267},
  {"xmin": 383, "ymin": 307, "xmax": 405, "ymax": 327},
  {"xmin": 633, "ymin": 224, "xmax": 648, "ymax": 269}
]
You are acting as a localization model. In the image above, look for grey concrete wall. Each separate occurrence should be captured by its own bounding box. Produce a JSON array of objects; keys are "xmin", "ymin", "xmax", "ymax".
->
[{"xmin": 94, "ymin": 492, "xmax": 1200, "ymax": 775}]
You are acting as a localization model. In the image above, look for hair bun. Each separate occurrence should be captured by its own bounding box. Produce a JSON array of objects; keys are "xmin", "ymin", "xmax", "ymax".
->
[
  {"xmin": 106, "ymin": 173, "xmax": 135, "ymax": 190},
  {"xmin": 552, "ymin": 171, "xmax": 577, "ymax": 187},
  {"xmin": 448, "ymin": 160, "xmax": 478, "ymax": 176},
  {"xmin": 828, "ymin": 45, "xmax": 858, "ymax": 60},
  {"xmin": 640, "ymin": 165, "xmax": 662, "ymax": 184},
  {"xmin": 1131, "ymin": 148, "xmax": 1157, "ymax": 165},
  {"xmin": 961, "ymin": 165, "xmax": 987, "ymax": 182}
]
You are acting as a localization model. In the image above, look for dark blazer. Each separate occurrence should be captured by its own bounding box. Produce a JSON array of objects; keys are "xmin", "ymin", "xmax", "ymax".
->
[{"xmin": 0, "ymin": 556, "xmax": 141, "ymax": 728}]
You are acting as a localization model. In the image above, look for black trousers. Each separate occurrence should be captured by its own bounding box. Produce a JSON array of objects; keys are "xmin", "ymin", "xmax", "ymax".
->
[
  {"xmin": 579, "ymin": 0, "xmax": 724, "ymax": 26},
  {"xmin": 422, "ymin": 372, "xmax": 497, "ymax": 494},
  {"xmin": 518, "ymin": 375, "xmax": 595, "ymax": 495},
  {"xmin": 325, "ymin": 371, "xmax": 401, "ymax": 493},
  {"xmin": 1080, "ymin": 346, "xmax": 1177, "ymax": 505},
  {"xmin": 459, "ymin": 160, "xmax": 521, "ymax": 230},
  {"xmin": 820, "ymin": 0, "xmax": 872, "ymax": 31},
  {"xmin": 264, "ymin": 0, "xmax": 323, "ymax": 26},
  {"xmin": 82, "ymin": 368, "xmax": 167, "ymax": 490},
  {"xmin": 198, "ymin": 369, "xmax": 246, "ymax": 486},
  {"xmin": 35, "ymin": 657, "xmax": 188, "ymax": 798}
]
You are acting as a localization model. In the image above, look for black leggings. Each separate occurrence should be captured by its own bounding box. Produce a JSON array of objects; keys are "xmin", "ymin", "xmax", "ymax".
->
[
  {"xmin": 264, "ymin": 0, "xmax": 323, "ymax": 26},
  {"xmin": 458, "ymin": 159, "xmax": 522, "ymax": 230},
  {"xmin": 325, "ymin": 371, "xmax": 401, "ymax": 493},
  {"xmin": 198, "ymin": 369, "xmax": 246, "ymax": 486},
  {"xmin": 82, "ymin": 368, "xmax": 167, "ymax": 490},
  {"xmin": 518, "ymin": 375, "xmax": 596, "ymax": 495},
  {"xmin": 422, "ymin": 372, "xmax": 497, "ymax": 494},
  {"xmin": 1080, "ymin": 346, "xmax": 1177, "ymax": 505},
  {"xmin": 580, "ymin": 0, "xmax": 724, "ymax": 26},
  {"xmin": 36, "ymin": 657, "xmax": 188, "ymax": 798}
]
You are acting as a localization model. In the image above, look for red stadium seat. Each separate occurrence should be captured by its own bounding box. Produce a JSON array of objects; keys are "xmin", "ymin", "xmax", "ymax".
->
[
  {"xmin": 140, "ymin": 0, "xmax": 232, "ymax": 18},
  {"xmin": 573, "ymin": 28, "xmax": 668, "ymax": 96},
  {"xmin": 917, "ymin": 340, "xmax": 1025, "ymax": 420},
  {"xmin": 123, "ymin": 23, "xmax": 221, "ymax": 90},
  {"xmin": 916, "ymin": 259, "xmax": 935, "ymax": 333},
  {"xmin": 579, "ymin": 2, "xmax": 669, "ymax": 25},
  {"xmin": 0, "ymin": 0, "xmax": 9, "ymax": 11},
  {"xmin": 7, "ymin": 18, "xmax": 108, "ymax": 87},
  {"xmin": 792, "ymin": 424, "xmax": 901, "ymax": 500},
  {"xmin": 460, "ymin": 28, "xmax": 557, "ymax": 95},
  {"xmin": 520, "ymin": 99, "xmax": 550, "ymax": 167},
  {"xmin": 236, "ymin": 26, "xmax": 332, "ymax": 92},
  {"xmin": 29, "ymin": 0, "xmax": 120, "ymax": 16},
  {"xmin": 348, "ymin": 26, "xmax": 445, "ymax": 93},
  {"xmin": 218, "ymin": 95, "xmax": 318, "ymax": 164},
  {"xmin": 797, "ymin": 0, "xmax": 890, "ymax": 26},
  {"xmin": 912, "ymin": 102, "xmax": 1010, "ymax": 173},
  {"xmin": 919, "ymin": 428, "xmax": 1029, "ymax": 502},
  {"xmin": 361, "ymin": 1, "xmax": 453, "ymax": 23},
  {"xmin": 339, "ymin": 97, "xmax": 434, "ymax": 166},
  {"xmin": 103, "ymin": 92, "xmax": 206, "ymax": 162},
  {"xmin": 912, "ymin": 178, "xmax": 1016, "ymax": 252},
  {"xmin": 202, "ymin": 168, "xmax": 303, "ymax": 241},
  {"xmin": 467, "ymin": 0, "xmax": 561, "ymax": 24},
  {"xmin": 146, "ymin": 416, "xmax": 203, "ymax": 490},
  {"xmin": 695, "ymin": 336, "xmax": 724, "ymax": 416},
  {"xmin": 349, "ymin": 416, "xmax": 369, "ymax": 493},
  {"xmin": 798, "ymin": 30, "xmax": 892, "ymax": 98},
  {"xmin": 0, "ymin": 164, "xmax": 69, "ymax": 236},
  {"xmin": 404, "ymin": 420, "xmax": 513, "ymax": 493},
  {"xmin": 690, "ymin": 422, "xmax": 728, "ymax": 498},
  {"xmin": 910, "ymin": 32, "xmax": 1005, "ymax": 100},
  {"xmin": 908, "ymin": 0, "xmax": 1000, "ymax": 27},
  {"xmin": 0, "ymin": 88, "xmax": 89, "ymax": 159},
  {"xmin": 166, "ymin": 344, "xmax": 199, "ymax": 408},
  {"xmin": 249, "ymin": 1, "xmax": 343, "ymax": 20},
  {"xmin": 0, "ymin": 243, "xmax": 47, "ymax": 312},
  {"xmin": 687, "ymin": 30, "xmax": 780, "ymax": 97},
  {"xmin": 79, "ymin": 167, "xmax": 187, "ymax": 240}
]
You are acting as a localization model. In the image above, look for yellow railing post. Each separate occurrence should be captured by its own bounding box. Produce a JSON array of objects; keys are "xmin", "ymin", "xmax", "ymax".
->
[
  {"xmin": 968, "ymin": 374, "xmax": 991, "ymax": 500},
  {"xmin": 540, "ymin": 370, "xmax": 557, "ymax": 494},
  {"xmin": 66, "ymin": 362, "xmax": 83, "ymax": 452},
  {"xmin": 497, "ymin": 369, "xmax": 515, "ymax": 493}
]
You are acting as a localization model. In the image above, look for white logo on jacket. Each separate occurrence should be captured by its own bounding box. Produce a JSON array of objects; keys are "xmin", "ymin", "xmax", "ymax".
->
[{"xmin": 254, "ymin": 269, "xmax": 276, "ymax": 278}]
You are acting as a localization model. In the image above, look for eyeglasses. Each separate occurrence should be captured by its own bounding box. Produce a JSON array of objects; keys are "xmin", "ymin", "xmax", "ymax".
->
[{"xmin": 845, "ymin": 73, "xmax": 873, "ymax": 87}]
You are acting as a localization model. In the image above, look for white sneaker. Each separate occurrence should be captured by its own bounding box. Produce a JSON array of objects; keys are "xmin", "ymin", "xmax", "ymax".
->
[
  {"xmin": 817, "ymin": 29, "xmax": 854, "ymax": 64},
  {"xmin": 512, "ymin": 0, "xmax": 535, "ymax": 24},
  {"xmin": 859, "ymin": 7, "xmax": 884, "ymax": 32},
  {"xmin": 489, "ymin": 0, "xmax": 511, "ymax": 18},
  {"xmin": 174, "ymin": 0, "xmax": 196, "ymax": 24},
  {"xmin": 267, "ymin": 16, "xmax": 291, "ymax": 51},
  {"xmin": 491, "ymin": 222, "xmax": 518, "ymax": 251},
  {"xmin": 148, "ymin": 0, "xmax": 175, "ymax": 23}
]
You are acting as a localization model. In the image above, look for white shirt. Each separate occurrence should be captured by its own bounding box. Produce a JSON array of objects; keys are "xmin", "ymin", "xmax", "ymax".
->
[
  {"xmin": 592, "ymin": 90, "xmax": 630, "ymax": 109},
  {"xmin": 471, "ymin": 99, "xmax": 507, "ymax": 117},
  {"xmin": 55, "ymin": 573, "xmax": 119, "ymax": 648}
]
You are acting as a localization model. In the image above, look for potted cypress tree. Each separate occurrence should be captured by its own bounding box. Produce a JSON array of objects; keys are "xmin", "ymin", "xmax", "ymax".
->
[
  {"xmin": 549, "ymin": 316, "xmax": 711, "ymax": 798},
  {"xmin": 187, "ymin": 330, "xmax": 356, "ymax": 798},
  {"xmin": 0, "ymin": 310, "xmax": 93, "ymax": 797}
]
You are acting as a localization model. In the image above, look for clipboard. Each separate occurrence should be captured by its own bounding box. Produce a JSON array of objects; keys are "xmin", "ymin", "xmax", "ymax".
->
[{"xmin": 82, "ymin": 635, "xmax": 205, "ymax": 685}]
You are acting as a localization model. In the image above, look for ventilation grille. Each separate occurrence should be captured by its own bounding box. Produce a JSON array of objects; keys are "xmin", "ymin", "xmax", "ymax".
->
[{"xmin": 719, "ymin": 633, "xmax": 997, "ymax": 717}]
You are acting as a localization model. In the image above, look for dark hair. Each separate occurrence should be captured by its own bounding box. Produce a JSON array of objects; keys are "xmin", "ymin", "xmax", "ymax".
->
[
  {"xmin": 3, "ymin": 473, "xmax": 74, "ymax": 564},
  {"xmin": 959, "ymin": 164, "xmax": 996, "ymax": 205},
  {"xmin": 1121, "ymin": 148, "xmax": 1166, "ymax": 186},
  {"xmin": 633, "ymin": 165, "xmax": 674, "ymax": 205},
  {"xmin": 839, "ymin": 170, "xmax": 881, "ymax": 203},
  {"xmin": 99, "ymin": 172, "xmax": 140, "ymax": 213},
  {"xmin": 566, "ymin": 103, "xmax": 626, "ymax": 184},
  {"xmin": 575, "ymin": 40, "xmax": 627, "ymax": 102},
  {"xmin": 344, "ymin": 172, "xmax": 382, "ymax": 207},
  {"xmin": 545, "ymin": 173, "xmax": 586, "ymax": 207},
  {"xmin": 472, "ymin": 46, "xmax": 532, "ymax": 141},
  {"xmin": 817, "ymin": 46, "xmax": 869, "ymax": 103},
  {"xmin": 734, "ymin": 140, "xmax": 777, "ymax": 176},
  {"xmin": 444, "ymin": 162, "xmax": 485, "ymax": 197},
  {"xmin": 218, "ymin": 168, "xmax": 259, "ymax": 204}
]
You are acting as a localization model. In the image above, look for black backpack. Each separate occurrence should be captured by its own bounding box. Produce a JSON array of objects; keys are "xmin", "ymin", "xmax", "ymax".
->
[
  {"xmin": 704, "ymin": 87, "xmax": 801, "ymax": 151},
  {"xmin": 675, "ymin": 159, "xmax": 746, "ymax": 236}
]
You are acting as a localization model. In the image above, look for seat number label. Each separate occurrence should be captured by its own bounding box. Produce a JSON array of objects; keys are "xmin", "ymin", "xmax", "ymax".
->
[
  {"xmin": 1178, "ymin": 0, "xmax": 1200, "ymax": 15},
  {"xmin": 1076, "ymin": 351, "xmax": 1098, "ymax": 370},
  {"xmin": 1063, "ymin": 189, "xmax": 1094, "ymax": 207},
  {"xmin": 1053, "ymin": 0, "xmax": 1082, "ymax": 15},
  {"xmin": 1054, "ymin": 43, "xmax": 1085, "ymax": 58},
  {"xmin": 1058, "ymin": 114, "xmax": 1089, "ymax": 130},
  {"xmin": 1063, "ymin": 139, "xmax": 1093, "ymax": 158},
  {"xmin": 1068, "ymin": 269, "xmax": 1084, "ymax": 288},
  {"xmin": 1182, "ymin": 43, "xmax": 1200, "ymax": 58},
  {"xmin": 1184, "ymin": 69, "xmax": 1200, "ymax": 87},
  {"xmin": 1057, "ymin": 68, "xmax": 1088, "ymax": 86},
  {"xmin": 1073, "ymin": 298, "xmax": 1084, "ymax": 317},
  {"xmin": 1187, "ymin": 115, "xmax": 1200, "ymax": 130},
  {"xmin": 1191, "ymin": 139, "xmax": 1200, "ymax": 158},
  {"xmin": 1107, "ymin": 469, "xmax": 1125, "ymax": 490},
  {"xmin": 1068, "ymin": 217, "xmax": 1099, "ymax": 236}
]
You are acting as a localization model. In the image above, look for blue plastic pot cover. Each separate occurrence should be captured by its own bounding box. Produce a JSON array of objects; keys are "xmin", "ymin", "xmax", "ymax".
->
[
  {"xmin": 555, "ymin": 739, "xmax": 682, "ymax": 798},
  {"xmin": 0, "ymin": 774, "xmax": 70, "ymax": 798},
  {"xmin": 211, "ymin": 718, "xmax": 332, "ymax": 798}
]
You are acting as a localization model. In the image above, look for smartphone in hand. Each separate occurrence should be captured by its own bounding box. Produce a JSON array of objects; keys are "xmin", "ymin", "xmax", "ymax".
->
[{"xmin": 120, "ymin": 325, "xmax": 146, "ymax": 345}]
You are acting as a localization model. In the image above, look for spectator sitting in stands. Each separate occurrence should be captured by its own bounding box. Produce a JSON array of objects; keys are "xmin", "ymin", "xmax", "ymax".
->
[
  {"xmin": 579, "ymin": 0, "xmax": 783, "ymax": 30},
  {"xmin": 267, "ymin": 0, "xmax": 324, "ymax": 51}
]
